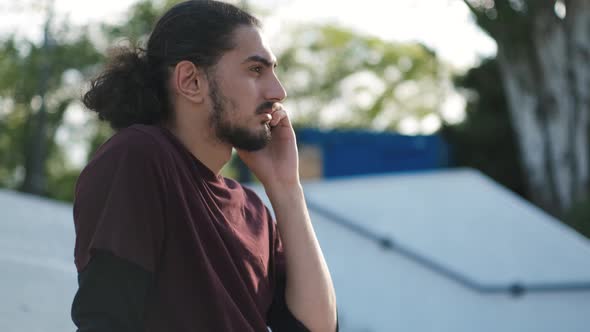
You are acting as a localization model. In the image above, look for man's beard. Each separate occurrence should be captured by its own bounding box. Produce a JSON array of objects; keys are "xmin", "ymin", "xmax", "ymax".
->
[{"xmin": 208, "ymin": 78, "xmax": 271, "ymax": 151}]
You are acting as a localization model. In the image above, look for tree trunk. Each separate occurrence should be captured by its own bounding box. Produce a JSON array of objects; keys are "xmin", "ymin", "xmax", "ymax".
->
[
  {"xmin": 494, "ymin": 1, "xmax": 589, "ymax": 216},
  {"xmin": 21, "ymin": 5, "xmax": 53, "ymax": 196}
]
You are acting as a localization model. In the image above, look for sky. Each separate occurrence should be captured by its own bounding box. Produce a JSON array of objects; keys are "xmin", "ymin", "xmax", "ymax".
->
[
  {"xmin": 1, "ymin": 0, "xmax": 496, "ymax": 69},
  {"xmin": 1, "ymin": 0, "xmax": 497, "ymax": 167}
]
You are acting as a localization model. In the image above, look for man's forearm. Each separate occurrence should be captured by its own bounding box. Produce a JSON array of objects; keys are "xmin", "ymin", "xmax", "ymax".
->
[{"xmin": 266, "ymin": 184, "xmax": 337, "ymax": 332}]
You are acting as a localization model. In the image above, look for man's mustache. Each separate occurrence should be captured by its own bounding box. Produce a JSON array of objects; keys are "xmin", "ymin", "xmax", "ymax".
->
[{"xmin": 256, "ymin": 102, "xmax": 276, "ymax": 114}]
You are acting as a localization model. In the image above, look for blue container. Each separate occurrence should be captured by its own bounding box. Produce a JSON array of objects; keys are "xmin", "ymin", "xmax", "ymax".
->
[{"xmin": 296, "ymin": 128, "xmax": 450, "ymax": 178}]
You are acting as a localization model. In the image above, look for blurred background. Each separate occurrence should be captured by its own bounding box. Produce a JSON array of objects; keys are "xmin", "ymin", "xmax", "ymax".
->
[{"xmin": 1, "ymin": 0, "xmax": 590, "ymax": 331}]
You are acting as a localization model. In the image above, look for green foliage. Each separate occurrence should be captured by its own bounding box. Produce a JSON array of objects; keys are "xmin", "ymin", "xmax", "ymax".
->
[
  {"xmin": 87, "ymin": 121, "xmax": 115, "ymax": 158},
  {"xmin": 106, "ymin": 1, "xmax": 160, "ymax": 42},
  {"xmin": 45, "ymin": 148, "xmax": 80, "ymax": 202},
  {"xmin": 0, "ymin": 101, "xmax": 28, "ymax": 188},
  {"xmin": 0, "ymin": 0, "xmax": 172, "ymax": 201},
  {"xmin": 102, "ymin": 0, "xmax": 179, "ymax": 44},
  {"xmin": 276, "ymin": 24, "xmax": 446, "ymax": 130},
  {"xmin": 442, "ymin": 58, "xmax": 526, "ymax": 197},
  {"xmin": 0, "ymin": 24, "xmax": 102, "ymax": 197}
]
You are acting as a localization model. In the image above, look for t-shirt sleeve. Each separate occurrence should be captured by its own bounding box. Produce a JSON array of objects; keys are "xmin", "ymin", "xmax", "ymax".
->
[{"xmin": 73, "ymin": 128, "xmax": 168, "ymax": 273}]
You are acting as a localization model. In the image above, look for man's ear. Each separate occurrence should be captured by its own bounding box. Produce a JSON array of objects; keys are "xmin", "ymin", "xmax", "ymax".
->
[{"xmin": 171, "ymin": 60, "xmax": 207, "ymax": 104}]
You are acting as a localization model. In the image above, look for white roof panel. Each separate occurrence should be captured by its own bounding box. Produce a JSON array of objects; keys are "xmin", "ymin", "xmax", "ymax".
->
[
  {"xmin": 0, "ymin": 190, "xmax": 76, "ymax": 332},
  {"xmin": 292, "ymin": 168, "xmax": 590, "ymax": 285},
  {"xmin": 248, "ymin": 168, "xmax": 590, "ymax": 331},
  {"xmin": 307, "ymin": 210, "xmax": 590, "ymax": 332}
]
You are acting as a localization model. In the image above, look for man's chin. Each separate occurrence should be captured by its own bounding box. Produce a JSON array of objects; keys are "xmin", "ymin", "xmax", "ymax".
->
[
  {"xmin": 234, "ymin": 139, "xmax": 269, "ymax": 151},
  {"xmin": 228, "ymin": 128, "xmax": 271, "ymax": 151}
]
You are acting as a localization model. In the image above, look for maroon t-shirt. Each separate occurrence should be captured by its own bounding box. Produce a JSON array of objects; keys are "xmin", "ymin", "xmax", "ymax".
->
[{"xmin": 73, "ymin": 124, "xmax": 286, "ymax": 331}]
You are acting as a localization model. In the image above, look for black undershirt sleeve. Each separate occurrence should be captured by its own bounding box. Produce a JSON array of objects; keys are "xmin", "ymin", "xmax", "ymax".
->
[
  {"xmin": 267, "ymin": 282, "xmax": 311, "ymax": 332},
  {"xmin": 71, "ymin": 250, "xmax": 152, "ymax": 332},
  {"xmin": 72, "ymin": 250, "xmax": 335, "ymax": 332},
  {"xmin": 267, "ymin": 275, "xmax": 339, "ymax": 332}
]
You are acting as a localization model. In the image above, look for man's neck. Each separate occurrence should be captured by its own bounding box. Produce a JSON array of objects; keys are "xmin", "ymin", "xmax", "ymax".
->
[{"xmin": 164, "ymin": 120, "xmax": 232, "ymax": 176}]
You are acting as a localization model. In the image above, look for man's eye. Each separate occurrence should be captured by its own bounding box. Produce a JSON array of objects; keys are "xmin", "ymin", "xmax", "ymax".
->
[{"xmin": 250, "ymin": 66, "xmax": 262, "ymax": 74}]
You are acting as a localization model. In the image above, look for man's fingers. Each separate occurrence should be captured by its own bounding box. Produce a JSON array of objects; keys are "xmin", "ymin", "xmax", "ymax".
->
[
  {"xmin": 272, "ymin": 102, "xmax": 284, "ymax": 112},
  {"xmin": 270, "ymin": 109, "xmax": 288, "ymax": 127}
]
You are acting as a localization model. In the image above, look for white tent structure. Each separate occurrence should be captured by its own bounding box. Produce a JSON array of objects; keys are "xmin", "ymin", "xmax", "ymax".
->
[
  {"xmin": 0, "ymin": 190, "xmax": 76, "ymax": 332},
  {"xmin": 250, "ymin": 168, "xmax": 590, "ymax": 332},
  {"xmin": 2, "ymin": 168, "xmax": 590, "ymax": 331}
]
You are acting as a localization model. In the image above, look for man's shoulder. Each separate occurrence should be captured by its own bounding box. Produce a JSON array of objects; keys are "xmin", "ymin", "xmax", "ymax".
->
[
  {"xmin": 91, "ymin": 124, "xmax": 170, "ymax": 162},
  {"xmin": 79, "ymin": 124, "xmax": 173, "ymax": 184}
]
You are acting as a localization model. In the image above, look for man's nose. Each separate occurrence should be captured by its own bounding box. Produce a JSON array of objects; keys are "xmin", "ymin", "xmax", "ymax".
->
[{"xmin": 265, "ymin": 74, "xmax": 287, "ymax": 102}]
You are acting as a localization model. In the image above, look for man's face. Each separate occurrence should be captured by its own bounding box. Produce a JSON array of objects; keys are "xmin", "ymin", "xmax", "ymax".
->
[{"xmin": 206, "ymin": 25, "xmax": 287, "ymax": 151}]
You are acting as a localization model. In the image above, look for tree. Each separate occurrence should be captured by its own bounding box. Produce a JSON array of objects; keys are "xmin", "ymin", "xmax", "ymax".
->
[
  {"xmin": 464, "ymin": 0, "xmax": 590, "ymax": 217},
  {"xmin": 275, "ymin": 24, "xmax": 448, "ymax": 132},
  {"xmin": 442, "ymin": 58, "xmax": 526, "ymax": 197},
  {"xmin": 0, "ymin": 9, "xmax": 102, "ymax": 199}
]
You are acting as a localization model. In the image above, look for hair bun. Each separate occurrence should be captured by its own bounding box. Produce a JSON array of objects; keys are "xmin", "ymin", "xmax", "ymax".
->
[{"xmin": 83, "ymin": 46, "xmax": 166, "ymax": 130}]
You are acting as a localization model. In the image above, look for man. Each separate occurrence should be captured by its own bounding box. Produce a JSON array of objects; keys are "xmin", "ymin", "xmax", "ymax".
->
[{"xmin": 71, "ymin": 1, "xmax": 338, "ymax": 331}]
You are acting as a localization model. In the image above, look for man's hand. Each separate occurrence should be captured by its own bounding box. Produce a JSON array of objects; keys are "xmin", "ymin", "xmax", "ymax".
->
[
  {"xmin": 237, "ymin": 103, "xmax": 300, "ymax": 189},
  {"xmin": 239, "ymin": 104, "xmax": 339, "ymax": 332}
]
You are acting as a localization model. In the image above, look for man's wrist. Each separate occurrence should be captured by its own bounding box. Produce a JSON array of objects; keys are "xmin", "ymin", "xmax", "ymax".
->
[{"xmin": 264, "ymin": 181, "xmax": 304, "ymax": 204}]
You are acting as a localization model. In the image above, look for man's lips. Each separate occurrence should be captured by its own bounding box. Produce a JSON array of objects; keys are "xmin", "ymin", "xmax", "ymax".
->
[{"xmin": 256, "ymin": 101, "xmax": 277, "ymax": 115}]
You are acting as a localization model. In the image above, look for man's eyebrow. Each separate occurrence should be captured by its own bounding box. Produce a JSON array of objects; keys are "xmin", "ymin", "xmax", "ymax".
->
[{"xmin": 242, "ymin": 55, "xmax": 277, "ymax": 68}]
